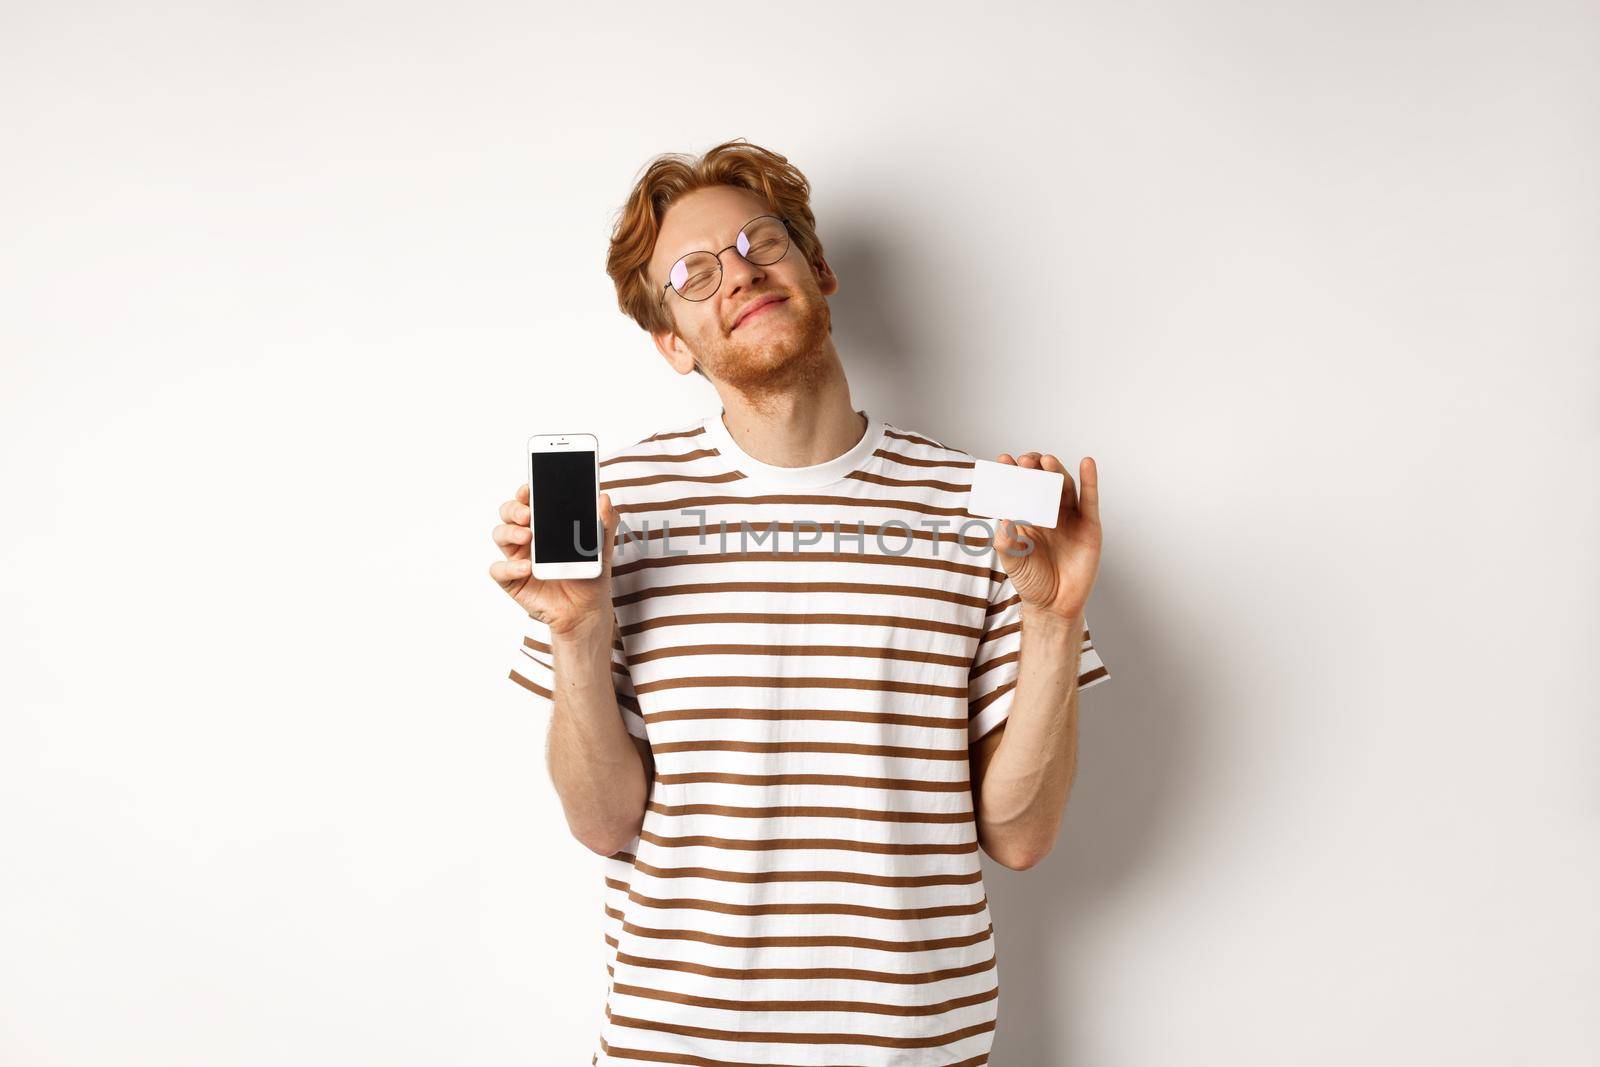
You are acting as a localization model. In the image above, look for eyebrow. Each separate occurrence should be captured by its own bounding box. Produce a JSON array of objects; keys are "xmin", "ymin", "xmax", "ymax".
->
[{"xmin": 659, "ymin": 216, "xmax": 764, "ymax": 278}]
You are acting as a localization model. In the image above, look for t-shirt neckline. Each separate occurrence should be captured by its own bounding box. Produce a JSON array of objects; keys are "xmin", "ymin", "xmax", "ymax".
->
[{"xmin": 702, "ymin": 407, "xmax": 886, "ymax": 489}]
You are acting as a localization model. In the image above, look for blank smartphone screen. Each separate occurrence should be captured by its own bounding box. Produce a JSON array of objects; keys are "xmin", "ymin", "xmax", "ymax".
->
[{"xmin": 530, "ymin": 450, "xmax": 599, "ymax": 564}]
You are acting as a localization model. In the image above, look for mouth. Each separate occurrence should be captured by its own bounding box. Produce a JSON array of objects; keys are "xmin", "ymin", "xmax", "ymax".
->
[{"xmin": 732, "ymin": 295, "xmax": 788, "ymax": 330}]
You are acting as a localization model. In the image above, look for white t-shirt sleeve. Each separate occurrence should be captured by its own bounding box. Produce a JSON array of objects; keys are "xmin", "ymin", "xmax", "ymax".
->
[
  {"xmin": 967, "ymin": 568, "xmax": 1110, "ymax": 745},
  {"xmin": 508, "ymin": 611, "xmax": 647, "ymax": 741}
]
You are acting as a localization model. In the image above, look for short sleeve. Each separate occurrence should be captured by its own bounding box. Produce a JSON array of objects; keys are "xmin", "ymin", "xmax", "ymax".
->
[
  {"xmin": 507, "ymin": 612, "xmax": 647, "ymax": 741},
  {"xmin": 967, "ymin": 570, "xmax": 1110, "ymax": 745}
]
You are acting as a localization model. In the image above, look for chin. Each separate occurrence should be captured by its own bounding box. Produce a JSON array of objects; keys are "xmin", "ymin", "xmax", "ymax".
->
[{"xmin": 699, "ymin": 294, "xmax": 832, "ymax": 385}]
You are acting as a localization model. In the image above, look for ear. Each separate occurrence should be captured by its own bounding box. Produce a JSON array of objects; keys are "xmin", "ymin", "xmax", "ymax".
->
[
  {"xmin": 651, "ymin": 328, "xmax": 698, "ymax": 376},
  {"xmin": 814, "ymin": 253, "xmax": 839, "ymax": 297}
]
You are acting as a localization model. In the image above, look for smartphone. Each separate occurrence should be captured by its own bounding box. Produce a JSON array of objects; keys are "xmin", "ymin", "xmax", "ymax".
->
[{"xmin": 526, "ymin": 433, "xmax": 602, "ymax": 580}]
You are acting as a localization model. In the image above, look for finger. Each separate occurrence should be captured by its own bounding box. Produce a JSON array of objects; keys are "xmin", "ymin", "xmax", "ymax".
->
[
  {"xmin": 1018, "ymin": 451, "xmax": 1042, "ymax": 469},
  {"xmin": 1078, "ymin": 456, "xmax": 1099, "ymax": 526},
  {"xmin": 493, "ymin": 522, "xmax": 531, "ymax": 560},
  {"xmin": 518, "ymin": 483, "xmax": 529, "ymax": 503},
  {"xmin": 1049, "ymin": 453, "xmax": 1078, "ymax": 511},
  {"xmin": 499, "ymin": 497, "xmax": 531, "ymax": 525},
  {"xmin": 1040, "ymin": 454, "xmax": 1076, "ymax": 524},
  {"xmin": 996, "ymin": 453, "xmax": 1016, "ymax": 466},
  {"xmin": 489, "ymin": 556, "xmax": 533, "ymax": 590}
]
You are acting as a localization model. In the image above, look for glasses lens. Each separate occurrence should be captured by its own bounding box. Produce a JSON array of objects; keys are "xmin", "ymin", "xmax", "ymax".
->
[
  {"xmin": 738, "ymin": 216, "xmax": 790, "ymax": 265},
  {"xmin": 670, "ymin": 252, "xmax": 721, "ymax": 301},
  {"xmin": 667, "ymin": 217, "xmax": 791, "ymax": 303}
]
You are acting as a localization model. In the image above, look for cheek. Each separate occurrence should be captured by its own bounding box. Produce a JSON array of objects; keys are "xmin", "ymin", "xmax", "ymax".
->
[
  {"xmin": 698, "ymin": 315, "xmax": 730, "ymax": 345},
  {"xmin": 778, "ymin": 265, "xmax": 814, "ymax": 295}
]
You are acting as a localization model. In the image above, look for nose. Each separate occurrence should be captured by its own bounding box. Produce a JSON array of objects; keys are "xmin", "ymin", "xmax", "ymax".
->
[{"xmin": 719, "ymin": 245, "xmax": 765, "ymax": 300}]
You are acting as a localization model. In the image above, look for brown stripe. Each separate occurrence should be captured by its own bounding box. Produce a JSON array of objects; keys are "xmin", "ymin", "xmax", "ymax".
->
[
  {"xmin": 611, "ymin": 978, "xmax": 996, "ymax": 1015},
  {"xmin": 514, "ymin": 654, "xmax": 640, "ymax": 711},
  {"xmin": 601, "ymin": 447, "xmax": 721, "ymax": 467},
  {"xmin": 645, "ymin": 706, "xmax": 968, "ymax": 730},
  {"xmin": 646, "ymin": 800, "xmax": 974, "ymax": 823},
  {"xmin": 627, "ymin": 857, "xmax": 981, "ymax": 888},
  {"xmin": 971, "ymin": 717, "xmax": 1005, "ymax": 745},
  {"xmin": 619, "ymin": 919, "xmax": 993, "ymax": 953},
  {"xmin": 615, "ymin": 492, "xmax": 973, "ymax": 520},
  {"xmin": 969, "ymin": 650, "xmax": 1019, "ymax": 681},
  {"xmin": 882, "ymin": 427, "xmax": 956, "ymax": 450},
  {"xmin": 639, "ymin": 426, "xmax": 706, "ymax": 443},
  {"xmin": 600, "ymin": 1044, "xmax": 797, "ymax": 1067},
  {"xmin": 622, "ymin": 611, "xmax": 981, "ymax": 640},
  {"xmin": 614, "ymin": 948, "xmax": 995, "ymax": 986},
  {"xmin": 614, "ymin": 579, "xmax": 986, "ymax": 610},
  {"xmin": 975, "ymin": 620, "xmax": 1022, "ymax": 645},
  {"xmin": 623, "ymin": 889, "xmax": 988, "ymax": 921},
  {"xmin": 985, "ymin": 592, "xmax": 1021, "ymax": 617},
  {"xmin": 649, "ymin": 739, "xmax": 965, "ymax": 761},
  {"xmin": 506, "ymin": 668, "xmax": 551, "ymax": 700},
  {"xmin": 617, "ymin": 520, "xmax": 990, "ymax": 551},
  {"xmin": 628, "ymin": 641, "xmax": 972, "ymax": 670},
  {"xmin": 520, "ymin": 634, "xmax": 626, "ymax": 655},
  {"xmin": 968, "ymin": 680, "xmax": 1015, "ymax": 716},
  {"xmin": 874, "ymin": 448, "xmax": 976, "ymax": 471},
  {"xmin": 602, "ymin": 1036, "xmax": 992, "ymax": 1067},
  {"xmin": 655, "ymin": 771, "xmax": 970, "ymax": 792},
  {"xmin": 1079, "ymin": 664, "xmax": 1109, "ymax": 686},
  {"xmin": 846, "ymin": 469, "xmax": 970, "ymax": 493},
  {"xmin": 634, "ymin": 674, "xmax": 970, "ymax": 699},
  {"xmin": 613, "ymin": 547, "xmax": 993, "ymax": 581},
  {"xmin": 606, "ymin": 1004, "xmax": 997, "ymax": 1048},
  {"xmin": 637, "ymin": 830, "xmax": 976, "ymax": 856},
  {"xmin": 603, "ymin": 470, "xmax": 746, "ymax": 491}
]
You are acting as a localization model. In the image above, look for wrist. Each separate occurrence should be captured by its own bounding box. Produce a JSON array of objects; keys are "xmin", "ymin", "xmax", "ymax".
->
[
  {"xmin": 548, "ymin": 610, "xmax": 613, "ymax": 647},
  {"xmin": 1020, "ymin": 604, "xmax": 1084, "ymax": 640}
]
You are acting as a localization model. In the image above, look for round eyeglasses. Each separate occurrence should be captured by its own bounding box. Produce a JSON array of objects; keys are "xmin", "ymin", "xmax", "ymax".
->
[{"xmin": 660, "ymin": 214, "xmax": 792, "ymax": 308}]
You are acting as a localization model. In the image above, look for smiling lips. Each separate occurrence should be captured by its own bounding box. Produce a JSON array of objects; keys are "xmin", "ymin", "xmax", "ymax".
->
[{"xmin": 732, "ymin": 295, "xmax": 787, "ymax": 330}]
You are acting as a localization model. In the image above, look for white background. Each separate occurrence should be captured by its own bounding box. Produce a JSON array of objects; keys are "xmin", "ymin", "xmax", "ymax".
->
[{"xmin": 3, "ymin": 2, "xmax": 1596, "ymax": 1064}]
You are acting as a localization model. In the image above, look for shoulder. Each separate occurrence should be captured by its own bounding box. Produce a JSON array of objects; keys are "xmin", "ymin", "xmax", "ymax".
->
[
  {"xmin": 597, "ymin": 416, "xmax": 717, "ymax": 505},
  {"xmin": 599, "ymin": 415, "xmax": 710, "ymax": 466},
  {"xmin": 876, "ymin": 419, "xmax": 977, "ymax": 469}
]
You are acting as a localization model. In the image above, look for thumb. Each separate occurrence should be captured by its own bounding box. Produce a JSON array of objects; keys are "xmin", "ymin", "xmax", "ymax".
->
[
  {"xmin": 993, "ymin": 518, "xmax": 1040, "ymax": 583},
  {"xmin": 598, "ymin": 492, "xmax": 621, "ymax": 578}
]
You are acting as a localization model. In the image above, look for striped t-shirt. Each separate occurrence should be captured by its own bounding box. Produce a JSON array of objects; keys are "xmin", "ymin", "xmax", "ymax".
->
[{"xmin": 509, "ymin": 407, "xmax": 1110, "ymax": 1066}]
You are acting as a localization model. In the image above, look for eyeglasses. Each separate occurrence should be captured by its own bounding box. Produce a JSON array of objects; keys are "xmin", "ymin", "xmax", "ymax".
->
[{"xmin": 659, "ymin": 214, "xmax": 792, "ymax": 309}]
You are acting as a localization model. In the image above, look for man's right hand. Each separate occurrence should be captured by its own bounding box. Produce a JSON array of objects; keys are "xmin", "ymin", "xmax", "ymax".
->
[{"xmin": 490, "ymin": 483, "xmax": 620, "ymax": 636}]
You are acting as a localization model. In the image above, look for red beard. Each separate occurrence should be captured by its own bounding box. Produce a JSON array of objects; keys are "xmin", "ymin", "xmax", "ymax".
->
[{"xmin": 691, "ymin": 287, "xmax": 835, "ymax": 402}]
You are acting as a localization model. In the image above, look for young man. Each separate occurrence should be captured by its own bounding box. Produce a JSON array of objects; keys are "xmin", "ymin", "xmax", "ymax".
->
[{"xmin": 490, "ymin": 139, "xmax": 1110, "ymax": 1066}]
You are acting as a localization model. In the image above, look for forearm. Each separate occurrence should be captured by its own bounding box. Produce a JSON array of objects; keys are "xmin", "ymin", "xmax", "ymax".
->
[
  {"xmin": 545, "ymin": 614, "xmax": 648, "ymax": 855},
  {"xmin": 976, "ymin": 607, "xmax": 1084, "ymax": 868}
]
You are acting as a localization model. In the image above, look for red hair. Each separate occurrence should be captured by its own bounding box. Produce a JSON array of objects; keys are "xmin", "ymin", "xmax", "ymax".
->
[{"xmin": 606, "ymin": 138, "xmax": 828, "ymax": 375}]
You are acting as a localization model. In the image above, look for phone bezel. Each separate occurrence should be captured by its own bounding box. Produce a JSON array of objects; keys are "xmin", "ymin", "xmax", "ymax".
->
[{"xmin": 526, "ymin": 433, "xmax": 602, "ymax": 580}]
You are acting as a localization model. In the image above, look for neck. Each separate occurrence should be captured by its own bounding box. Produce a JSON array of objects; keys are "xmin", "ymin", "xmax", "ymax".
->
[{"xmin": 711, "ymin": 363, "xmax": 865, "ymax": 469}]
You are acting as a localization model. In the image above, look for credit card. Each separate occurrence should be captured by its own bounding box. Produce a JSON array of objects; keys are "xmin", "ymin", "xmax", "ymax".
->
[{"xmin": 967, "ymin": 458, "xmax": 1064, "ymax": 528}]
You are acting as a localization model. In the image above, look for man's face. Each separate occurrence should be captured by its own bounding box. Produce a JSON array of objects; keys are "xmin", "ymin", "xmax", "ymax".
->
[{"xmin": 648, "ymin": 186, "xmax": 838, "ymax": 394}]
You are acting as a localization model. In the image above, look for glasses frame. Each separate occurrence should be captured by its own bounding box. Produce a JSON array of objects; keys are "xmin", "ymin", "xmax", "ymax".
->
[{"xmin": 659, "ymin": 214, "xmax": 793, "ymax": 311}]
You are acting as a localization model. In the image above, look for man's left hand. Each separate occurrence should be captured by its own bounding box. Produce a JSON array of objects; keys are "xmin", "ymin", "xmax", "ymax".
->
[{"xmin": 989, "ymin": 453, "xmax": 1102, "ymax": 620}]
